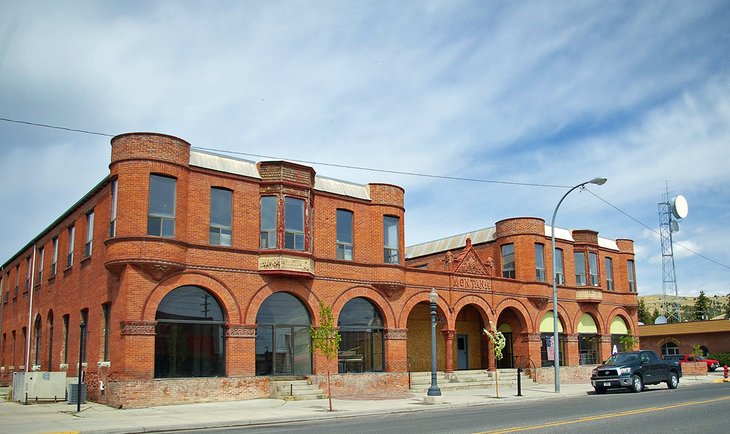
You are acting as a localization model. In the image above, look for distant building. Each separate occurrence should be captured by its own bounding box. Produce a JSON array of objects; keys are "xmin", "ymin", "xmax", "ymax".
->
[
  {"xmin": 0, "ymin": 133, "xmax": 639, "ymax": 407},
  {"xmin": 639, "ymin": 319, "xmax": 730, "ymax": 357}
]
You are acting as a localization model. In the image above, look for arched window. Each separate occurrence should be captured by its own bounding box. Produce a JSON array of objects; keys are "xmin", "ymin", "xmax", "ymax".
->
[
  {"xmin": 33, "ymin": 315, "xmax": 42, "ymax": 368},
  {"xmin": 539, "ymin": 311, "xmax": 565, "ymax": 367},
  {"xmin": 338, "ymin": 298, "xmax": 385, "ymax": 373},
  {"xmin": 578, "ymin": 313, "xmax": 600, "ymax": 365},
  {"xmin": 255, "ymin": 292, "xmax": 311, "ymax": 376},
  {"xmin": 609, "ymin": 316, "xmax": 629, "ymax": 353},
  {"xmin": 154, "ymin": 286, "xmax": 225, "ymax": 378},
  {"xmin": 661, "ymin": 341, "xmax": 680, "ymax": 356}
]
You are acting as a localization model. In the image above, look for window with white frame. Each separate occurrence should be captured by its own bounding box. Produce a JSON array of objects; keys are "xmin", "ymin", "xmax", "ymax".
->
[
  {"xmin": 605, "ymin": 257, "xmax": 614, "ymax": 291},
  {"xmin": 501, "ymin": 244, "xmax": 515, "ymax": 278},
  {"xmin": 51, "ymin": 237, "xmax": 58, "ymax": 277},
  {"xmin": 209, "ymin": 188, "xmax": 232, "ymax": 246},
  {"xmin": 85, "ymin": 210, "xmax": 94, "ymax": 257},
  {"xmin": 535, "ymin": 244, "xmax": 546, "ymax": 282},
  {"xmin": 109, "ymin": 178, "xmax": 118, "ymax": 237},
  {"xmin": 25, "ymin": 256, "xmax": 31, "ymax": 291},
  {"xmin": 383, "ymin": 216, "xmax": 399, "ymax": 264},
  {"xmin": 147, "ymin": 174, "xmax": 176, "ymax": 237},
  {"xmin": 284, "ymin": 197, "xmax": 305, "ymax": 251},
  {"xmin": 66, "ymin": 225, "xmax": 75, "ymax": 268},
  {"xmin": 259, "ymin": 196, "xmax": 277, "ymax": 249},
  {"xmin": 336, "ymin": 209, "xmax": 354, "ymax": 260},
  {"xmin": 588, "ymin": 252, "xmax": 599, "ymax": 286},
  {"xmin": 554, "ymin": 248, "xmax": 565, "ymax": 285},
  {"xmin": 574, "ymin": 252, "xmax": 586, "ymax": 286},
  {"xmin": 37, "ymin": 247, "xmax": 44, "ymax": 283},
  {"xmin": 627, "ymin": 260, "xmax": 636, "ymax": 292}
]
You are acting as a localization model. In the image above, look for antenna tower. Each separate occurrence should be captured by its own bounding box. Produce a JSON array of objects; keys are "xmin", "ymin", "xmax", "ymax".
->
[{"xmin": 658, "ymin": 184, "xmax": 688, "ymax": 322}]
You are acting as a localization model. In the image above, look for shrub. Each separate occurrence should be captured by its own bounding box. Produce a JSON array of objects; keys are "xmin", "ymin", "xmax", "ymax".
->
[{"xmin": 708, "ymin": 352, "xmax": 730, "ymax": 367}]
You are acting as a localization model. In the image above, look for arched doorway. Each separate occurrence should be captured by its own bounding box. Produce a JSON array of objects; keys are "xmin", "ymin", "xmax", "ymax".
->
[
  {"xmin": 455, "ymin": 305, "xmax": 487, "ymax": 370},
  {"xmin": 154, "ymin": 285, "xmax": 226, "ymax": 378},
  {"xmin": 337, "ymin": 297, "xmax": 385, "ymax": 373},
  {"xmin": 578, "ymin": 313, "xmax": 600, "ymax": 365},
  {"xmin": 255, "ymin": 292, "xmax": 312, "ymax": 376},
  {"xmin": 496, "ymin": 307, "xmax": 528, "ymax": 369},
  {"xmin": 406, "ymin": 301, "xmax": 446, "ymax": 372}
]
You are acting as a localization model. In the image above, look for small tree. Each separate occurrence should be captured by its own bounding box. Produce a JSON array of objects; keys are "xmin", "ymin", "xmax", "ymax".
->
[
  {"xmin": 724, "ymin": 293, "xmax": 730, "ymax": 320},
  {"xmin": 691, "ymin": 344, "xmax": 704, "ymax": 358},
  {"xmin": 310, "ymin": 302, "xmax": 341, "ymax": 412},
  {"xmin": 694, "ymin": 291, "xmax": 710, "ymax": 321},
  {"xmin": 482, "ymin": 321, "xmax": 506, "ymax": 398},
  {"xmin": 619, "ymin": 334, "xmax": 639, "ymax": 351},
  {"xmin": 637, "ymin": 299, "xmax": 650, "ymax": 324}
]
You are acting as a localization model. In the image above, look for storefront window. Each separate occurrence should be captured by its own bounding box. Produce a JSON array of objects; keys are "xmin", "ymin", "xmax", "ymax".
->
[
  {"xmin": 337, "ymin": 298, "xmax": 384, "ymax": 373},
  {"xmin": 255, "ymin": 292, "xmax": 312, "ymax": 376}
]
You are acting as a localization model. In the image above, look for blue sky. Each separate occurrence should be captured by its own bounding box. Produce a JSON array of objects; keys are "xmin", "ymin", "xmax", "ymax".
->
[{"xmin": 1, "ymin": 1, "xmax": 729, "ymax": 298}]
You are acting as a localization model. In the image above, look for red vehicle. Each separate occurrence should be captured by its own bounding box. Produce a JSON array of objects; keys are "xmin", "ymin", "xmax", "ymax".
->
[{"xmin": 664, "ymin": 354, "xmax": 720, "ymax": 372}]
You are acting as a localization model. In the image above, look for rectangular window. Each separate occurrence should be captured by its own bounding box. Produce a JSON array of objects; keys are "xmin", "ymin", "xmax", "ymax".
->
[
  {"xmin": 66, "ymin": 225, "xmax": 75, "ymax": 268},
  {"xmin": 80, "ymin": 309, "xmax": 88, "ymax": 364},
  {"xmin": 37, "ymin": 247, "xmax": 44, "ymax": 283},
  {"xmin": 628, "ymin": 260, "xmax": 636, "ymax": 292},
  {"xmin": 147, "ymin": 174, "xmax": 176, "ymax": 237},
  {"xmin": 209, "ymin": 188, "xmax": 232, "ymax": 246},
  {"xmin": 588, "ymin": 252, "xmax": 599, "ymax": 286},
  {"xmin": 102, "ymin": 303, "xmax": 111, "ymax": 362},
  {"xmin": 336, "ymin": 209, "xmax": 354, "ymax": 260},
  {"xmin": 63, "ymin": 315, "xmax": 69, "ymax": 364},
  {"xmin": 574, "ymin": 252, "xmax": 586, "ymax": 286},
  {"xmin": 260, "ymin": 196, "xmax": 277, "ymax": 249},
  {"xmin": 110, "ymin": 178, "xmax": 118, "ymax": 237},
  {"xmin": 51, "ymin": 237, "xmax": 58, "ymax": 276},
  {"xmin": 605, "ymin": 257, "xmax": 614, "ymax": 291},
  {"xmin": 554, "ymin": 248, "xmax": 565, "ymax": 285},
  {"xmin": 284, "ymin": 197, "xmax": 305, "ymax": 250},
  {"xmin": 501, "ymin": 244, "xmax": 515, "ymax": 278},
  {"xmin": 383, "ymin": 216, "xmax": 399, "ymax": 264},
  {"xmin": 85, "ymin": 210, "xmax": 94, "ymax": 257},
  {"xmin": 25, "ymin": 256, "xmax": 31, "ymax": 291},
  {"xmin": 14, "ymin": 264, "xmax": 19, "ymax": 299},
  {"xmin": 535, "ymin": 244, "xmax": 546, "ymax": 282}
]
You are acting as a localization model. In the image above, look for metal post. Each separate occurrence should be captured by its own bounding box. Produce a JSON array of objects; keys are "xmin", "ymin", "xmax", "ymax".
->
[
  {"xmin": 550, "ymin": 177, "xmax": 606, "ymax": 394},
  {"xmin": 427, "ymin": 288, "xmax": 441, "ymax": 397},
  {"xmin": 516, "ymin": 367, "xmax": 522, "ymax": 396},
  {"xmin": 77, "ymin": 320, "xmax": 86, "ymax": 412}
]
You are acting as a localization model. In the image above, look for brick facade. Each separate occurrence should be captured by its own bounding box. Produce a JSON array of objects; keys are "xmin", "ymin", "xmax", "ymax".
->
[{"xmin": 0, "ymin": 132, "xmax": 639, "ymax": 407}]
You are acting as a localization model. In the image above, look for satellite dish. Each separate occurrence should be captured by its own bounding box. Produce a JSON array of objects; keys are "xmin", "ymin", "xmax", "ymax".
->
[
  {"xmin": 671, "ymin": 220, "xmax": 680, "ymax": 233},
  {"xmin": 671, "ymin": 195, "xmax": 688, "ymax": 219},
  {"xmin": 654, "ymin": 315, "xmax": 668, "ymax": 325}
]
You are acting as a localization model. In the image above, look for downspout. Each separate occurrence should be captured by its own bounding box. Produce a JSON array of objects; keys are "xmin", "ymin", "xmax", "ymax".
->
[{"xmin": 24, "ymin": 244, "xmax": 37, "ymax": 373}]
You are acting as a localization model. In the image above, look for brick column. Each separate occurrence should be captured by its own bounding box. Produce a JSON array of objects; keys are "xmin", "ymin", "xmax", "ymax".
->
[
  {"xmin": 441, "ymin": 329, "xmax": 455, "ymax": 373},
  {"xmin": 566, "ymin": 333, "xmax": 579, "ymax": 366},
  {"xmin": 119, "ymin": 321, "xmax": 156, "ymax": 379},
  {"xmin": 226, "ymin": 324, "xmax": 256, "ymax": 376},
  {"xmin": 385, "ymin": 329, "xmax": 408, "ymax": 372},
  {"xmin": 600, "ymin": 335, "xmax": 613, "ymax": 362},
  {"xmin": 487, "ymin": 337, "xmax": 496, "ymax": 371},
  {"xmin": 522, "ymin": 332, "xmax": 543, "ymax": 368}
]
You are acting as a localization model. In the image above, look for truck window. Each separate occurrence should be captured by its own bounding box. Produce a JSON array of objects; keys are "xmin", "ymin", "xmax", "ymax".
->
[{"xmin": 644, "ymin": 351, "xmax": 660, "ymax": 362}]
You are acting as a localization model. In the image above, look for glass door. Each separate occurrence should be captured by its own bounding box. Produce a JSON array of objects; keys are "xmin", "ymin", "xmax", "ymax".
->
[{"xmin": 274, "ymin": 327, "xmax": 293, "ymax": 374}]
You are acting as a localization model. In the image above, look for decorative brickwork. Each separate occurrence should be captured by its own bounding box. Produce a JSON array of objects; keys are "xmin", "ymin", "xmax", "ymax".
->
[
  {"xmin": 120, "ymin": 321, "xmax": 157, "ymax": 336},
  {"xmin": 385, "ymin": 329, "xmax": 408, "ymax": 340}
]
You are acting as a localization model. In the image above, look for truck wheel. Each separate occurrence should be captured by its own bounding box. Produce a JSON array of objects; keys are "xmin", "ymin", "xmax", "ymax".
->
[
  {"xmin": 630, "ymin": 375, "xmax": 643, "ymax": 393},
  {"xmin": 594, "ymin": 386, "xmax": 607, "ymax": 394},
  {"xmin": 667, "ymin": 372, "xmax": 679, "ymax": 389},
  {"xmin": 709, "ymin": 367, "xmax": 717, "ymax": 372}
]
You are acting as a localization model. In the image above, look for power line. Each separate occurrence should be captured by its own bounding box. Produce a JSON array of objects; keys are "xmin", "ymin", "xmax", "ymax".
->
[{"xmin": 0, "ymin": 116, "xmax": 115, "ymax": 137}]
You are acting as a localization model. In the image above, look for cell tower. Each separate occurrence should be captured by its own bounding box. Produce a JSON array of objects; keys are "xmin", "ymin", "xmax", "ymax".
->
[{"xmin": 658, "ymin": 185, "xmax": 688, "ymax": 323}]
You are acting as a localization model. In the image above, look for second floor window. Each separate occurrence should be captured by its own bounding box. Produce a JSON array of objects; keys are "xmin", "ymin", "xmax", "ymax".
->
[
  {"xmin": 110, "ymin": 178, "xmax": 118, "ymax": 237},
  {"xmin": 574, "ymin": 252, "xmax": 586, "ymax": 286},
  {"xmin": 210, "ymin": 188, "xmax": 232, "ymax": 246},
  {"xmin": 554, "ymin": 248, "xmax": 565, "ymax": 285},
  {"xmin": 259, "ymin": 196, "xmax": 277, "ymax": 249},
  {"xmin": 336, "ymin": 209, "xmax": 354, "ymax": 260},
  {"xmin": 501, "ymin": 244, "xmax": 515, "ymax": 278},
  {"xmin": 535, "ymin": 244, "xmax": 546, "ymax": 282},
  {"xmin": 628, "ymin": 260, "xmax": 636, "ymax": 292},
  {"xmin": 147, "ymin": 174, "xmax": 176, "ymax": 237},
  {"xmin": 25, "ymin": 256, "xmax": 31, "ymax": 291},
  {"xmin": 37, "ymin": 247, "xmax": 44, "ymax": 282},
  {"xmin": 383, "ymin": 216, "xmax": 399, "ymax": 264},
  {"xmin": 51, "ymin": 237, "xmax": 58, "ymax": 276},
  {"xmin": 588, "ymin": 252, "xmax": 599, "ymax": 286},
  {"xmin": 66, "ymin": 225, "xmax": 75, "ymax": 268},
  {"xmin": 284, "ymin": 197, "xmax": 305, "ymax": 251},
  {"xmin": 85, "ymin": 210, "xmax": 94, "ymax": 257},
  {"xmin": 605, "ymin": 257, "xmax": 614, "ymax": 291}
]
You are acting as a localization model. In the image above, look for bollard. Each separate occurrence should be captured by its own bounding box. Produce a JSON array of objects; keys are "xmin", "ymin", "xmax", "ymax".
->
[
  {"xmin": 516, "ymin": 367, "xmax": 522, "ymax": 396},
  {"xmin": 724, "ymin": 365, "xmax": 728, "ymax": 379}
]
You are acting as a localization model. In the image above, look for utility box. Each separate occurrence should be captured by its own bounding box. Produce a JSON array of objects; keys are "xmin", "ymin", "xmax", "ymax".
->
[
  {"xmin": 67, "ymin": 383, "xmax": 86, "ymax": 405},
  {"xmin": 12, "ymin": 372, "xmax": 67, "ymax": 403}
]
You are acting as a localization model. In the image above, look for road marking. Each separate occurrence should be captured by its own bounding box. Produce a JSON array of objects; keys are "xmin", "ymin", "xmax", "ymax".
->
[{"xmin": 477, "ymin": 396, "xmax": 730, "ymax": 434}]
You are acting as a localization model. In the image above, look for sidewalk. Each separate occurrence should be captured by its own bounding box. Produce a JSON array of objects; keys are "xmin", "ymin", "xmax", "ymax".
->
[{"xmin": 0, "ymin": 372, "xmax": 724, "ymax": 434}]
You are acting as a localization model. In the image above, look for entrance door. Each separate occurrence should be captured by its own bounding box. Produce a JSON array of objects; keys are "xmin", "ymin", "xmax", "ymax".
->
[
  {"xmin": 497, "ymin": 332, "xmax": 513, "ymax": 368},
  {"xmin": 457, "ymin": 334, "xmax": 469, "ymax": 369},
  {"xmin": 274, "ymin": 326, "xmax": 293, "ymax": 374}
]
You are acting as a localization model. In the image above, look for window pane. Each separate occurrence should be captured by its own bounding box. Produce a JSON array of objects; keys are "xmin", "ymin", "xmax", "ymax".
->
[
  {"xmin": 210, "ymin": 188, "xmax": 232, "ymax": 227},
  {"xmin": 383, "ymin": 216, "xmax": 399, "ymax": 264},
  {"xmin": 555, "ymin": 248, "xmax": 565, "ymax": 285},
  {"xmin": 149, "ymin": 175, "xmax": 176, "ymax": 217},
  {"xmin": 588, "ymin": 252, "xmax": 599, "ymax": 286},
  {"xmin": 535, "ymin": 244, "xmax": 545, "ymax": 282},
  {"xmin": 156, "ymin": 286, "xmax": 224, "ymax": 322},
  {"xmin": 260, "ymin": 196, "xmax": 277, "ymax": 231},
  {"xmin": 285, "ymin": 197, "xmax": 304, "ymax": 232},
  {"xmin": 336, "ymin": 210, "xmax": 353, "ymax": 244},
  {"xmin": 501, "ymin": 244, "xmax": 515, "ymax": 278},
  {"xmin": 574, "ymin": 252, "xmax": 586, "ymax": 286}
]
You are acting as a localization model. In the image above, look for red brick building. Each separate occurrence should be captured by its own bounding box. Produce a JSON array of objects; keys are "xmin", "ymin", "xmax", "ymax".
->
[
  {"xmin": 639, "ymin": 319, "xmax": 730, "ymax": 357},
  {"xmin": 0, "ymin": 132, "xmax": 639, "ymax": 407}
]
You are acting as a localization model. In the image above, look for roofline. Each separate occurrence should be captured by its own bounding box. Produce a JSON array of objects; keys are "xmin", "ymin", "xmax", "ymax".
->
[{"xmin": 2, "ymin": 176, "xmax": 111, "ymax": 268}]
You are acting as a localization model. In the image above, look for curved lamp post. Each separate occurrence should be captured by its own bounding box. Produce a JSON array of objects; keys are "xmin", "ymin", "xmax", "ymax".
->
[
  {"xmin": 551, "ymin": 177, "xmax": 606, "ymax": 393},
  {"xmin": 427, "ymin": 288, "xmax": 442, "ymax": 397}
]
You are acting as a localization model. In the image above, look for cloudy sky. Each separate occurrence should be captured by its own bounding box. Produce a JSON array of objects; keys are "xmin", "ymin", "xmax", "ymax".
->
[{"xmin": 1, "ymin": 1, "xmax": 729, "ymax": 299}]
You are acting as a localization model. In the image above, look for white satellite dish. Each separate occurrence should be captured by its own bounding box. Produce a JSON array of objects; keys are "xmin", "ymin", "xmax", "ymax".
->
[
  {"xmin": 654, "ymin": 315, "xmax": 668, "ymax": 325},
  {"xmin": 671, "ymin": 220, "xmax": 680, "ymax": 233},
  {"xmin": 671, "ymin": 195, "xmax": 688, "ymax": 219}
]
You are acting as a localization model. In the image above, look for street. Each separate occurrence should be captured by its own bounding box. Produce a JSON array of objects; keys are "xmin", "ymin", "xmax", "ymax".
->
[{"xmin": 174, "ymin": 382, "xmax": 730, "ymax": 434}]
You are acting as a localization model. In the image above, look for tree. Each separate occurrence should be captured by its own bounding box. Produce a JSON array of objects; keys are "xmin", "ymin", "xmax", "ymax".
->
[
  {"xmin": 482, "ymin": 321, "xmax": 506, "ymax": 398},
  {"xmin": 619, "ymin": 334, "xmax": 639, "ymax": 352},
  {"xmin": 637, "ymin": 299, "xmax": 650, "ymax": 324},
  {"xmin": 651, "ymin": 307, "xmax": 660, "ymax": 324},
  {"xmin": 310, "ymin": 302, "xmax": 341, "ymax": 412},
  {"xmin": 694, "ymin": 290, "xmax": 710, "ymax": 321},
  {"xmin": 725, "ymin": 293, "xmax": 730, "ymax": 320}
]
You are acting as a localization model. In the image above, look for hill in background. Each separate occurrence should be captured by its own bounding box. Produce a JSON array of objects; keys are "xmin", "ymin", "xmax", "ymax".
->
[{"xmin": 639, "ymin": 293, "xmax": 729, "ymax": 320}]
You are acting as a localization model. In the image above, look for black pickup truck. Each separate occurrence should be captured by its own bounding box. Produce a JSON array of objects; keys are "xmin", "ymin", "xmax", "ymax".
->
[{"xmin": 590, "ymin": 350, "xmax": 682, "ymax": 394}]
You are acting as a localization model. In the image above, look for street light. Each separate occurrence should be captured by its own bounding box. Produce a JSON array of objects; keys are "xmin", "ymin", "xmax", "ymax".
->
[
  {"xmin": 551, "ymin": 177, "xmax": 606, "ymax": 393},
  {"xmin": 427, "ymin": 288, "xmax": 441, "ymax": 397}
]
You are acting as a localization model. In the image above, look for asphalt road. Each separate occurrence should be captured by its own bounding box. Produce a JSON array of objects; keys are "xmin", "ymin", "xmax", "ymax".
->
[{"xmin": 175, "ymin": 382, "xmax": 730, "ymax": 434}]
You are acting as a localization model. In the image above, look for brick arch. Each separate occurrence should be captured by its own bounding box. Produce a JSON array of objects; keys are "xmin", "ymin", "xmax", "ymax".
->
[
  {"xmin": 141, "ymin": 271, "xmax": 241, "ymax": 323},
  {"xmin": 605, "ymin": 308, "xmax": 636, "ymax": 335},
  {"xmin": 451, "ymin": 294, "xmax": 494, "ymax": 329},
  {"xmin": 494, "ymin": 298, "xmax": 532, "ymax": 332},
  {"xmin": 534, "ymin": 306, "xmax": 572, "ymax": 334},
  {"xmin": 573, "ymin": 308, "xmax": 605, "ymax": 335},
  {"xmin": 398, "ymin": 290, "xmax": 451, "ymax": 329},
  {"xmin": 331, "ymin": 286, "xmax": 397, "ymax": 329},
  {"xmin": 244, "ymin": 279, "xmax": 321, "ymax": 326}
]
